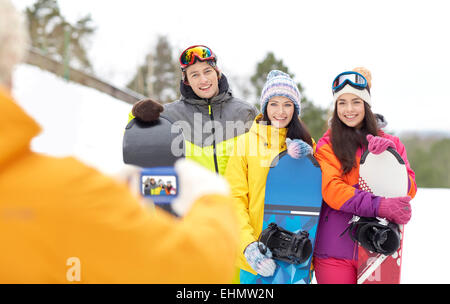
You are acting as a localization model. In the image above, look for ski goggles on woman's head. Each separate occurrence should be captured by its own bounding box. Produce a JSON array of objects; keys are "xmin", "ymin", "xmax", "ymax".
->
[
  {"xmin": 179, "ymin": 45, "xmax": 216, "ymax": 69},
  {"xmin": 332, "ymin": 71, "xmax": 368, "ymax": 93}
]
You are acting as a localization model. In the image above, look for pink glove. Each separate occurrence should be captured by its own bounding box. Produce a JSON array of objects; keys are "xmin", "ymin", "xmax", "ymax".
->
[
  {"xmin": 367, "ymin": 134, "xmax": 395, "ymax": 155},
  {"xmin": 378, "ymin": 196, "xmax": 412, "ymax": 224}
]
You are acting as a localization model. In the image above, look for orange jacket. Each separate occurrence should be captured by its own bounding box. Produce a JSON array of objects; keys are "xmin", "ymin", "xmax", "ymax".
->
[
  {"xmin": 313, "ymin": 129, "xmax": 417, "ymax": 260},
  {"xmin": 0, "ymin": 86, "xmax": 238, "ymax": 283},
  {"xmin": 315, "ymin": 129, "xmax": 417, "ymax": 211}
]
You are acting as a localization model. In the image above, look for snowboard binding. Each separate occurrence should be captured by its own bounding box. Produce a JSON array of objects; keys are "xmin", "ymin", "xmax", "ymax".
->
[
  {"xmin": 345, "ymin": 216, "xmax": 401, "ymax": 256},
  {"xmin": 258, "ymin": 222, "xmax": 312, "ymax": 265}
]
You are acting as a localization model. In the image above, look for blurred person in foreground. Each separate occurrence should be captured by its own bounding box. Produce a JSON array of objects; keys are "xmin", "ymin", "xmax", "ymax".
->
[{"xmin": 0, "ymin": 0, "xmax": 238, "ymax": 283}]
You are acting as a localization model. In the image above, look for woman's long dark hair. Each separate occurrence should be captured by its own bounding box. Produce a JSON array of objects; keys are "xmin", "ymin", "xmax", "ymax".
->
[
  {"xmin": 262, "ymin": 107, "xmax": 313, "ymax": 147},
  {"xmin": 330, "ymin": 101, "xmax": 378, "ymax": 174}
]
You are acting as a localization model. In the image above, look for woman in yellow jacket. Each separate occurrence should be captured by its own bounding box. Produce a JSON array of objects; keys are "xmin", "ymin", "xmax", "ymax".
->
[{"xmin": 225, "ymin": 70, "xmax": 315, "ymax": 282}]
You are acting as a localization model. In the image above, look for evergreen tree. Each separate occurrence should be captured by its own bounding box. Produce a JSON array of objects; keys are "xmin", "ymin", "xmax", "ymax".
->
[
  {"xmin": 26, "ymin": 0, "xmax": 95, "ymax": 72},
  {"xmin": 152, "ymin": 36, "xmax": 180, "ymax": 103},
  {"xmin": 25, "ymin": 0, "xmax": 61, "ymax": 53},
  {"xmin": 127, "ymin": 36, "xmax": 179, "ymax": 103},
  {"xmin": 251, "ymin": 52, "xmax": 290, "ymax": 99},
  {"xmin": 127, "ymin": 61, "xmax": 148, "ymax": 97},
  {"xmin": 251, "ymin": 52, "xmax": 328, "ymax": 140}
]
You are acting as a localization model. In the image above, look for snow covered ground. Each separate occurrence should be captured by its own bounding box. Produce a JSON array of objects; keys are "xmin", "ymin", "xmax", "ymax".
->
[
  {"xmin": 11, "ymin": 64, "xmax": 450, "ymax": 284},
  {"xmin": 13, "ymin": 64, "xmax": 132, "ymax": 175},
  {"xmin": 402, "ymin": 188, "xmax": 449, "ymax": 284}
]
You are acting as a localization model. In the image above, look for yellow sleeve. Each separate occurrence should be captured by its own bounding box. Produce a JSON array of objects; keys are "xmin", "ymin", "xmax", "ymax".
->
[
  {"xmin": 312, "ymin": 137, "xmax": 317, "ymax": 153},
  {"xmin": 224, "ymin": 136, "xmax": 257, "ymax": 256},
  {"xmin": 128, "ymin": 111, "xmax": 135, "ymax": 123}
]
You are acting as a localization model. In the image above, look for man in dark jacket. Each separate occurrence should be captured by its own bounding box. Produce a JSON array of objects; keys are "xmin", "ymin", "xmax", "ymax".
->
[{"xmin": 129, "ymin": 45, "xmax": 259, "ymax": 175}]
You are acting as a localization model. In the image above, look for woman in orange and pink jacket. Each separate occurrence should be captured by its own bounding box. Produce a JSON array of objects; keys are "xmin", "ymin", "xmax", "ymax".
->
[{"xmin": 312, "ymin": 67, "xmax": 417, "ymax": 284}]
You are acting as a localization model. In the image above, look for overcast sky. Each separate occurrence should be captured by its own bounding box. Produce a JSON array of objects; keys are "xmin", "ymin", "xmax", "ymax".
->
[{"xmin": 12, "ymin": 0, "xmax": 450, "ymax": 134}]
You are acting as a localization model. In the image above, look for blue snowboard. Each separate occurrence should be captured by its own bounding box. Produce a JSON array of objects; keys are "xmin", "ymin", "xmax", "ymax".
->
[{"xmin": 240, "ymin": 151, "xmax": 322, "ymax": 284}]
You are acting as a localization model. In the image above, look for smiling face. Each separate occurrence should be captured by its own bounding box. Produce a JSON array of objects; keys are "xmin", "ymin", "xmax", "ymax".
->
[
  {"xmin": 184, "ymin": 61, "xmax": 220, "ymax": 99},
  {"xmin": 336, "ymin": 93, "xmax": 366, "ymax": 128},
  {"xmin": 266, "ymin": 96, "xmax": 295, "ymax": 128}
]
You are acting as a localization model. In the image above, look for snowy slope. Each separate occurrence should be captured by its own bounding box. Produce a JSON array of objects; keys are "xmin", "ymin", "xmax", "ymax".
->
[
  {"xmin": 401, "ymin": 188, "xmax": 450, "ymax": 283},
  {"xmin": 11, "ymin": 64, "xmax": 450, "ymax": 283},
  {"xmin": 12, "ymin": 64, "xmax": 132, "ymax": 175}
]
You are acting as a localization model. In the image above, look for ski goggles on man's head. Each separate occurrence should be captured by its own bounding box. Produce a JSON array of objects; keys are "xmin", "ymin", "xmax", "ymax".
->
[
  {"xmin": 179, "ymin": 45, "xmax": 216, "ymax": 69},
  {"xmin": 332, "ymin": 71, "xmax": 368, "ymax": 93}
]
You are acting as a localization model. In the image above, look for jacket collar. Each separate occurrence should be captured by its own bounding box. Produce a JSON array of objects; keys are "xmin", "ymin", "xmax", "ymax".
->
[
  {"xmin": 250, "ymin": 114, "xmax": 287, "ymax": 149},
  {"xmin": 0, "ymin": 86, "xmax": 41, "ymax": 168}
]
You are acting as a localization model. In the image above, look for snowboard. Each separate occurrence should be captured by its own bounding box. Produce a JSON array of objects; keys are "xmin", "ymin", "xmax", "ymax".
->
[
  {"xmin": 240, "ymin": 151, "xmax": 322, "ymax": 284},
  {"xmin": 356, "ymin": 147, "xmax": 409, "ymax": 284},
  {"xmin": 123, "ymin": 115, "xmax": 184, "ymax": 168}
]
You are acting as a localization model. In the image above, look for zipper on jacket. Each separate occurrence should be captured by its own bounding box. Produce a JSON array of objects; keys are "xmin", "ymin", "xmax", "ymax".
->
[{"xmin": 207, "ymin": 99, "xmax": 219, "ymax": 174}]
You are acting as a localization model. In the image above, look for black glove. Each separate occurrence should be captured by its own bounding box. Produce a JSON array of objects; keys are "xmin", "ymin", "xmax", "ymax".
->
[{"xmin": 131, "ymin": 98, "xmax": 164, "ymax": 122}]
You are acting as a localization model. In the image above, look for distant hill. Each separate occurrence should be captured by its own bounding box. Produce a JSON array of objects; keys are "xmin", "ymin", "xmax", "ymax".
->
[
  {"xmin": 13, "ymin": 64, "xmax": 132, "ymax": 175},
  {"xmin": 399, "ymin": 130, "xmax": 450, "ymax": 140},
  {"xmin": 400, "ymin": 132, "xmax": 450, "ymax": 188}
]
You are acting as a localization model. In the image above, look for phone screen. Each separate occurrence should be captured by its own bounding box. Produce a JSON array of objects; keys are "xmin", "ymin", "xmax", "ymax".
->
[{"xmin": 141, "ymin": 175, "xmax": 177, "ymax": 197}]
